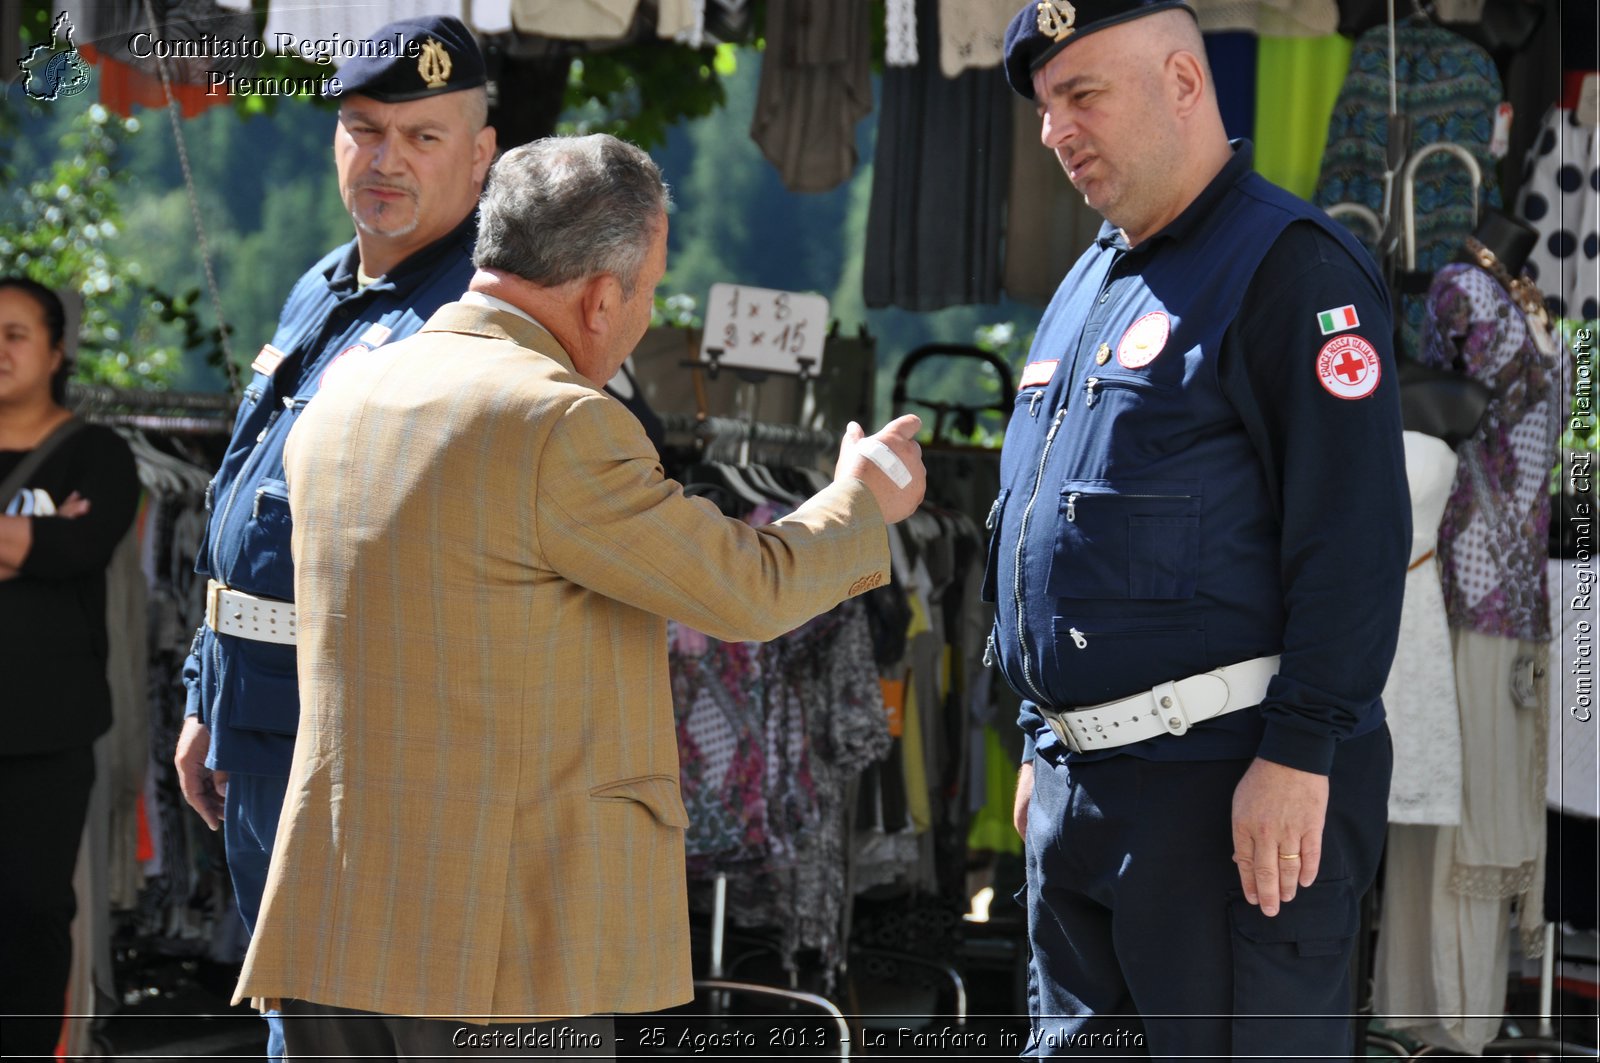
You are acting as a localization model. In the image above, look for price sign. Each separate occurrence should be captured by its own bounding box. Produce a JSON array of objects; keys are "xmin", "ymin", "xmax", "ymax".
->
[{"xmin": 700, "ymin": 284, "xmax": 829, "ymax": 376}]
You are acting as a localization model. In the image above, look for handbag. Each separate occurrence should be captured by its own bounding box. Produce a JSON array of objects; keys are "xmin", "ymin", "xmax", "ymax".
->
[{"xmin": 1397, "ymin": 360, "xmax": 1490, "ymax": 449}]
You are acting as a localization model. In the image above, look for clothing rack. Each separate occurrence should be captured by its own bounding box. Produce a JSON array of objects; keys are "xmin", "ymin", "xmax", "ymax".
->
[
  {"xmin": 69, "ymin": 385, "xmax": 235, "ymax": 434},
  {"xmin": 659, "ymin": 412, "xmax": 835, "ymax": 465}
]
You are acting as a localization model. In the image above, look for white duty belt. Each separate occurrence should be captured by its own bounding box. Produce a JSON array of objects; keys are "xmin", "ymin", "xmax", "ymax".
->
[
  {"xmin": 206, "ymin": 579, "xmax": 298, "ymax": 646},
  {"xmin": 1039, "ymin": 655, "xmax": 1280, "ymax": 754}
]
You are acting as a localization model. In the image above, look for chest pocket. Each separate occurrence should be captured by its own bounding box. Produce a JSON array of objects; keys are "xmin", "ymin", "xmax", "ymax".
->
[
  {"xmin": 1049, "ymin": 479, "xmax": 1202, "ymax": 600},
  {"xmin": 230, "ymin": 477, "xmax": 294, "ymax": 602}
]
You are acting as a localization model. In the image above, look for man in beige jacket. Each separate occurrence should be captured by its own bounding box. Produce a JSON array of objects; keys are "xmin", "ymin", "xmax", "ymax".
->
[{"xmin": 234, "ymin": 133, "xmax": 924, "ymax": 1059}]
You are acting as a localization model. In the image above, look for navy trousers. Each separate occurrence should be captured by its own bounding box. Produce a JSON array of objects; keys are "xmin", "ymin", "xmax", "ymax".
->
[
  {"xmin": 225, "ymin": 771, "xmax": 289, "ymax": 1062},
  {"xmin": 1022, "ymin": 726, "xmax": 1391, "ymax": 1059}
]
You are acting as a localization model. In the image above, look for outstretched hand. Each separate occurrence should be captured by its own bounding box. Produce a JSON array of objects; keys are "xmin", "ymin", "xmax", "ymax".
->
[{"xmin": 834, "ymin": 415, "xmax": 926, "ymax": 524}]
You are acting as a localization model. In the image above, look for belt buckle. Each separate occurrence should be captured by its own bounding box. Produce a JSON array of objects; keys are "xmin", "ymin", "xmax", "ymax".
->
[
  {"xmin": 205, "ymin": 579, "xmax": 223, "ymax": 632},
  {"xmin": 1044, "ymin": 708, "xmax": 1083, "ymax": 754}
]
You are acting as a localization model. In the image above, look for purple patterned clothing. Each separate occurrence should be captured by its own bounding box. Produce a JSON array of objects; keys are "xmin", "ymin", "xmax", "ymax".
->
[{"xmin": 1420, "ymin": 263, "xmax": 1562, "ymax": 641}]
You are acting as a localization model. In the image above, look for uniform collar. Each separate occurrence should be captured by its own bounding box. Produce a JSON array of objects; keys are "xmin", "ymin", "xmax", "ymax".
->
[
  {"xmin": 1096, "ymin": 140, "xmax": 1256, "ymax": 253},
  {"xmin": 324, "ymin": 210, "xmax": 480, "ymax": 295}
]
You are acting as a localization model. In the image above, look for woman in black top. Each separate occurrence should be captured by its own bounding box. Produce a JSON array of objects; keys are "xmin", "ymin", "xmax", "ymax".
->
[{"xmin": 0, "ymin": 277, "xmax": 139, "ymax": 1059}]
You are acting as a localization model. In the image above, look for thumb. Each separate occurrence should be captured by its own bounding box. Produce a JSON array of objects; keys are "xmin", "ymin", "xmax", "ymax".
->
[
  {"xmin": 842, "ymin": 421, "xmax": 865, "ymax": 446},
  {"xmin": 881, "ymin": 414, "xmax": 923, "ymax": 441}
]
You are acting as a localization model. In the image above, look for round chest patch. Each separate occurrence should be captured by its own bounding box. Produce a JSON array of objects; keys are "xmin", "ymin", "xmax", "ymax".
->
[
  {"xmin": 1315, "ymin": 334, "xmax": 1381, "ymax": 399},
  {"xmin": 319, "ymin": 343, "xmax": 371, "ymax": 388},
  {"xmin": 1116, "ymin": 312, "xmax": 1170, "ymax": 369}
]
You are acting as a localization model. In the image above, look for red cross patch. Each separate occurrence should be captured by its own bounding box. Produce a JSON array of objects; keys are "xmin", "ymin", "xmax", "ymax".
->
[
  {"xmin": 1316, "ymin": 334, "xmax": 1381, "ymax": 400},
  {"xmin": 1116, "ymin": 312, "xmax": 1170, "ymax": 369}
]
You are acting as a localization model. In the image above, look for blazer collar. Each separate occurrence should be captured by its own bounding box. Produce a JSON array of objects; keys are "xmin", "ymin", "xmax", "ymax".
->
[{"xmin": 419, "ymin": 301, "xmax": 578, "ymax": 376}]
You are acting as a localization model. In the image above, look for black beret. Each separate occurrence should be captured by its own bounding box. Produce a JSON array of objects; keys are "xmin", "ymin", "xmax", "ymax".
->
[
  {"xmin": 1003, "ymin": 0, "xmax": 1197, "ymax": 99},
  {"xmin": 330, "ymin": 15, "xmax": 486, "ymax": 103}
]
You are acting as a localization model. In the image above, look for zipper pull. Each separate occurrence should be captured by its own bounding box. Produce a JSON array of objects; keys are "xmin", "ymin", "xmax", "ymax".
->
[
  {"xmin": 1068, "ymin": 627, "xmax": 1088, "ymax": 649},
  {"xmin": 986, "ymin": 496, "xmax": 1002, "ymax": 530},
  {"xmin": 204, "ymin": 481, "xmax": 214, "ymax": 512},
  {"xmin": 1065, "ymin": 492, "xmax": 1080, "ymax": 522},
  {"xmin": 983, "ymin": 634, "xmax": 996, "ymax": 669},
  {"xmin": 1028, "ymin": 390, "xmax": 1044, "ymax": 416},
  {"xmin": 1046, "ymin": 407, "xmax": 1067, "ymax": 441},
  {"xmin": 1084, "ymin": 377, "xmax": 1100, "ymax": 408}
]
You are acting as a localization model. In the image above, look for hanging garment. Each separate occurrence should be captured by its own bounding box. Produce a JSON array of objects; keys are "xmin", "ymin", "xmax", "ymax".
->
[
  {"xmin": 1547, "ymin": 557, "xmax": 1599, "ymax": 819},
  {"xmin": 749, "ymin": 0, "xmax": 872, "ymax": 194},
  {"xmin": 264, "ymin": 0, "xmax": 442, "ymax": 66},
  {"xmin": 865, "ymin": 0, "xmax": 1010, "ymax": 310},
  {"xmin": 656, "ymin": 0, "xmax": 704, "ymax": 44},
  {"xmin": 885, "ymin": 0, "xmax": 917, "ymax": 66},
  {"xmin": 1002, "ymin": 93, "xmax": 1104, "ymax": 304},
  {"xmin": 1374, "ymin": 627, "xmax": 1548, "ymax": 1056},
  {"xmin": 510, "ymin": 0, "xmax": 640, "ymax": 39},
  {"xmin": 1254, "ymin": 34, "xmax": 1352, "ymax": 200},
  {"xmin": 704, "ymin": 601, "xmax": 890, "ymax": 984},
  {"xmin": 1384, "ymin": 432, "xmax": 1463, "ymax": 825},
  {"xmin": 1189, "ymin": 0, "xmax": 1338, "ymax": 35},
  {"xmin": 55, "ymin": 0, "xmax": 256, "ymax": 115},
  {"xmin": 1314, "ymin": 22, "xmax": 1504, "ymax": 358},
  {"xmin": 1420, "ymin": 262, "xmax": 1563, "ymax": 642},
  {"xmin": 466, "ymin": 0, "xmax": 514, "ymax": 34},
  {"xmin": 1516, "ymin": 103, "xmax": 1600, "ymax": 323},
  {"xmin": 935, "ymin": 0, "xmax": 1012, "ymax": 78}
]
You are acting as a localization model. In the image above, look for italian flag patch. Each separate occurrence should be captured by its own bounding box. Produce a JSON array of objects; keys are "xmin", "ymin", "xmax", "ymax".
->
[{"xmin": 1317, "ymin": 305, "xmax": 1360, "ymax": 335}]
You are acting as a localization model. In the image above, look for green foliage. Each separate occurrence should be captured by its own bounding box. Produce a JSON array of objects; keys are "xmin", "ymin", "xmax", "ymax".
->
[
  {"xmin": 561, "ymin": 44, "xmax": 731, "ymax": 150},
  {"xmin": 0, "ymin": 100, "xmax": 224, "ymax": 390},
  {"xmin": 653, "ymin": 292, "xmax": 703, "ymax": 329}
]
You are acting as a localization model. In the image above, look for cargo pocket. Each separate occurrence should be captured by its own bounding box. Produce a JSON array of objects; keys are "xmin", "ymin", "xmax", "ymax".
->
[
  {"xmin": 223, "ymin": 638, "xmax": 301, "ymax": 736},
  {"xmin": 1228, "ymin": 878, "xmax": 1358, "ymax": 1023},
  {"xmin": 1049, "ymin": 480, "xmax": 1201, "ymax": 601},
  {"xmin": 589, "ymin": 774, "xmax": 691, "ymax": 829}
]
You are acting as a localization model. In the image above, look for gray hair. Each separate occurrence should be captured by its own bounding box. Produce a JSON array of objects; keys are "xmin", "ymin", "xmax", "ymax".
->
[{"xmin": 473, "ymin": 134, "xmax": 671, "ymax": 296}]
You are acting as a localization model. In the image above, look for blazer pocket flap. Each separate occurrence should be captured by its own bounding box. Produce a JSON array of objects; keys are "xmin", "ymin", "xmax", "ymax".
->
[{"xmin": 589, "ymin": 774, "xmax": 690, "ymax": 829}]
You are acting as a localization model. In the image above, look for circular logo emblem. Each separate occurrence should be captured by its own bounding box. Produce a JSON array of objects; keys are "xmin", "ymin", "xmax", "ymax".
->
[
  {"xmin": 1315, "ymin": 334, "xmax": 1381, "ymax": 400},
  {"xmin": 1116, "ymin": 312, "xmax": 1170, "ymax": 369},
  {"xmin": 319, "ymin": 344, "xmax": 371, "ymax": 388}
]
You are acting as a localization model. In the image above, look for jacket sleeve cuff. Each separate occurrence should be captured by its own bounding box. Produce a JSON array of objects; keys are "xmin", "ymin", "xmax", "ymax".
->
[{"xmin": 1256, "ymin": 720, "xmax": 1337, "ymax": 776}]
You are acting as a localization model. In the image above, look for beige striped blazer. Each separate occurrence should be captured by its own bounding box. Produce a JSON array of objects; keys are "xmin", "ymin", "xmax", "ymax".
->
[{"xmin": 233, "ymin": 303, "xmax": 889, "ymax": 1021}]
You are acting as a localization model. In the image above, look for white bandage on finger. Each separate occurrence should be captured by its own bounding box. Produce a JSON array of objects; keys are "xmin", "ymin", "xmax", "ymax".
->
[{"xmin": 856, "ymin": 437, "xmax": 912, "ymax": 489}]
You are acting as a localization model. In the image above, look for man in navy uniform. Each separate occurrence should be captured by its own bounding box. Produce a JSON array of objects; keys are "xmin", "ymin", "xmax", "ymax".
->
[
  {"xmin": 993, "ymin": 1, "xmax": 1408, "ymax": 1056},
  {"xmin": 172, "ymin": 15, "xmax": 494, "ymax": 1058}
]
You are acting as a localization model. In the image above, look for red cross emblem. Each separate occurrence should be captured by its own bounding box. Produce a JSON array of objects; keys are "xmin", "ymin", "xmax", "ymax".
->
[{"xmin": 1315, "ymin": 334, "xmax": 1381, "ymax": 400}]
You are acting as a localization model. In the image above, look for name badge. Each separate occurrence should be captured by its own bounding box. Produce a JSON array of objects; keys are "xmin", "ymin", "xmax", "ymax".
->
[
  {"xmin": 1020, "ymin": 360, "xmax": 1059, "ymax": 388},
  {"xmin": 250, "ymin": 344, "xmax": 286, "ymax": 378}
]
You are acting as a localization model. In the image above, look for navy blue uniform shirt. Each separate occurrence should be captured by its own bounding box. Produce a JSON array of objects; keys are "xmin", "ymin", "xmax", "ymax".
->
[
  {"xmin": 182, "ymin": 213, "xmax": 478, "ymax": 775},
  {"xmin": 987, "ymin": 143, "xmax": 1409, "ymax": 776}
]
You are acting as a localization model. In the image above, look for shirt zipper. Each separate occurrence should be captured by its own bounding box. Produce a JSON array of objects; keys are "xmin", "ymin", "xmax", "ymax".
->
[{"xmin": 1014, "ymin": 406, "xmax": 1068, "ymax": 705}]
